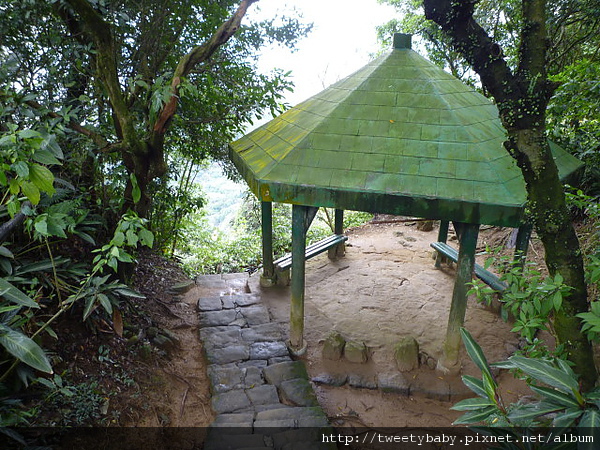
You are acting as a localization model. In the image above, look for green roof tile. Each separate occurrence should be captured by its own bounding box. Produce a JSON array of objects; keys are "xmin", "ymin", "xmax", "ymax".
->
[{"xmin": 229, "ymin": 35, "xmax": 583, "ymax": 227}]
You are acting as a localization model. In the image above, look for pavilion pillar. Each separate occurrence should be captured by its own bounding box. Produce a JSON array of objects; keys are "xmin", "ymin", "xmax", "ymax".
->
[
  {"xmin": 260, "ymin": 201, "xmax": 275, "ymax": 287},
  {"xmin": 328, "ymin": 209, "xmax": 345, "ymax": 259},
  {"xmin": 435, "ymin": 220, "xmax": 450, "ymax": 268},
  {"xmin": 289, "ymin": 204, "xmax": 318, "ymax": 355},
  {"xmin": 513, "ymin": 224, "xmax": 532, "ymax": 269},
  {"xmin": 439, "ymin": 222, "xmax": 479, "ymax": 372}
]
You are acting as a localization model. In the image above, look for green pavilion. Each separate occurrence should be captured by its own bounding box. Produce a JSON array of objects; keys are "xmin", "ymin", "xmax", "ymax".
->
[{"xmin": 229, "ymin": 34, "xmax": 582, "ymax": 370}]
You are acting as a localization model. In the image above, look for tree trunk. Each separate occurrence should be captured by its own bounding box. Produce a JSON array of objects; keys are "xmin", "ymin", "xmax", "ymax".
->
[{"xmin": 423, "ymin": 0, "xmax": 597, "ymax": 389}]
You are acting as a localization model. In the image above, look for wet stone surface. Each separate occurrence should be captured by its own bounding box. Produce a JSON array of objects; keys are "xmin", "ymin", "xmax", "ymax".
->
[{"xmin": 196, "ymin": 274, "xmax": 334, "ymax": 450}]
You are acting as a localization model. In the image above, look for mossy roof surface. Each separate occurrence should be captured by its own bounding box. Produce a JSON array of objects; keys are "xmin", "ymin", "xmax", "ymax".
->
[{"xmin": 229, "ymin": 41, "xmax": 582, "ymax": 227}]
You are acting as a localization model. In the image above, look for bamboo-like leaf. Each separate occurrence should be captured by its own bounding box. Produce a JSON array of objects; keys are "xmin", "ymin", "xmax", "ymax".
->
[
  {"xmin": 0, "ymin": 324, "xmax": 52, "ymax": 373},
  {"xmin": 460, "ymin": 328, "xmax": 494, "ymax": 381},
  {"xmin": 552, "ymin": 408, "xmax": 583, "ymax": 428},
  {"xmin": 114, "ymin": 288, "xmax": 145, "ymax": 298},
  {"xmin": 0, "ymin": 278, "xmax": 39, "ymax": 308},
  {"xmin": 453, "ymin": 406, "xmax": 497, "ymax": 425},
  {"xmin": 462, "ymin": 375, "xmax": 488, "ymax": 398},
  {"xmin": 97, "ymin": 293, "xmax": 112, "ymax": 315},
  {"xmin": 530, "ymin": 385, "xmax": 581, "ymax": 408},
  {"xmin": 508, "ymin": 356, "xmax": 579, "ymax": 393},
  {"xmin": 579, "ymin": 408, "xmax": 600, "ymax": 427},
  {"xmin": 83, "ymin": 295, "xmax": 96, "ymax": 321},
  {"xmin": 451, "ymin": 396, "xmax": 495, "ymax": 411},
  {"xmin": 507, "ymin": 401, "xmax": 562, "ymax": 422}
]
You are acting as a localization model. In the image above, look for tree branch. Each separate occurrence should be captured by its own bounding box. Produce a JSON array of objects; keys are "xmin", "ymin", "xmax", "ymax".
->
[
  {"xmin": 152, "ymin": 0, "xmax": 260, "ymax": 134},
  {"xmin": 0, "ymin": 202, "xmax": 32, "ymax": 243}
]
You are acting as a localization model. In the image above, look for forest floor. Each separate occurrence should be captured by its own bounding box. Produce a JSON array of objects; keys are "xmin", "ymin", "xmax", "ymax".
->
[{"xmin": 26, "ymin": 218, "xmax": 563, "ymax": 445}]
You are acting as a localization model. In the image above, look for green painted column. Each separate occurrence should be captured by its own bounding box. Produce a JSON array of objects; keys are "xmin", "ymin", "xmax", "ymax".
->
[
  {"xmin": 513, "ymin": 224, "xmax": 532, "ymax": 269},
  {"xmin": 435, "ymin": 220, "xmax": 450, "ymax": 268},
  {"xmin": 261, "ymin": 201, "xmax": 274, "ymax": 284},
  {"xmin": 441, "ymin": 222, "xmax": 479, "ymax": 371},
  {"xmin": 289, "ymin": 204, "xmax": 309, "ymax": 353}
]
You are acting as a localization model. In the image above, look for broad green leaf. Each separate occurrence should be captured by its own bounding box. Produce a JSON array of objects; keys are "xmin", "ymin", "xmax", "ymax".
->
[
  {"xmin": 460, "ymin": 328, "xmax": 495, "ymax": 381},
  {"xmin": 0, "ymin": 246, "xmax": 14, "ymax": 258},
  {"xmin": 0, "ymin": 278, "xmax": 38, "ymax": 308},
  {"xmin": 451, "ymin": 397, "xmax": 495, "ymax": 411},
  {"xmin": 461, "ymin": 375, "xmax": 488, "ymax": 398},
  {"xmin": 20, "ymin": 181, "xmax": 40, "ymax": 205},
  {"xmin": 130, "ymin": 173, "xmax": 141, "ymax": 204},
  {"xmin": 83, "ymin": 295, "xmax": 96, "ymax": 321},
  {"xmin": 507, "ymin": 402, "xmax": 562, "ymax": 422},
  {"xmin": 114, "ymin": 288, "xmax": 145, "ymax": 299},
  {"xmin": 28, "ymin": 164, "xmax": 55, "ymax": 195},
  {"xmin": 12, "ymin": 161, "xmax": 29, "ymax": 178},
  {"xmin": 139, "ymin": 229, "xmax": 154, "ymax": 248},
  {"xmin": 453, "ymin": 406, "xmax": 497, "ymax": 425},
  {"xmin": 18, "ymin": 129, "xmax": 41, "ymax": 139},
  {"xmin": 530, "ymin": 385, "xmax": 581, "ymax": 408},
  {"xmin": 126, "ymin": 229, "xmax": 138, "ymax": 247},
  {"xmin": 508, "ymin": 356, "xmax": 579, "ymax": 393},
  {"xmin": 552, "ymin": 408, "xmax": 583, "ymax": 428},
  {"xmin": 112, "ymin": 231, "xmax": 125, "ymax": 247},
  {"xmin": 579, "ymin": 408, "xmax": 600, "ymax": 427},
  {"xmin": 97, "ymin": 293, "xmax": 112, "ymax": 315},
  {"xmin": 32, "ymin": 149, "xmax": 61, "ymax": 166},
  {"xmin": 0, "ymin": 323, "xmax": 52, "ymax": 373}
]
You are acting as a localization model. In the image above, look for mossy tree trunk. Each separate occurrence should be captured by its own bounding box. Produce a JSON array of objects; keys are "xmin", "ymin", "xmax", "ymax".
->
[
  {"xmin": 423, "ymin": 0, "xmax": 597, "ymax": 389},
  {"xmin": 64, "ymin": 0, "xmax": 259, "ymax": 217}
]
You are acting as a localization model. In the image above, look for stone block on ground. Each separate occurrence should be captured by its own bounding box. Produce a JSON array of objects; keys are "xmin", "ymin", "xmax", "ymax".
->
[
  {"xmin": 198, "ymin": 297, "xmax": 223, "ymax": 312},
  {"xmin": 377, "ymin": 373, "xmax": 410, "ymax": 395},
  {"xmin": 249, "ymin": 341, "xmax": 289, "ymax": 360},
  {"xmin": 312, "ymin": 373, "xmax": 347, "ymax": 387},
  {"xmin": 211, "ymin": 389, "xmax": 252, "ymax": 414},
  {"xmin": 204, "ymin": 345, "xmax": 249, "ymax": 365},
  {"xmin": 322, "ymin": 331, "xmax": 345, "ymax": 361},
  {"xmin": 255, "ymin": 406, "xmax": 325, "ymax": 422},
  {"xmin": 344, "ymin": 341, "xmax": 368, "ymax": 364},
  {"xmin": 417, "ymin": 220, "xmax": 435, "ymax": 232},
  {"xmin": 245, "ymin": 384, "xmax": 280, "ymax": 406},
  {"xmin": 279, "ymin": 378, "xmax": 319, "ymax": 407},
  {"xmin": 207, "ymin": 364, "xmax": 244, "ymax": 394},
  {"xmin": 263, "ymin": 361, "xmax": 309, "ymax": 387},
  {"xmin": 199, "ymin": 309, "xmax": 237, "ymax": 328},
  {"xmin": 347, "ymin": 374, "xmax": 377, "ymax": 389},
  {"xmin": 199, "ymin": 326, "xmax": 241, "ymax": 345},
  {"xmin": 242, "ymin": 366, "xmax": 264, "ymax": 387},
  {"xmin": 241, "ymin": 323, "xmax": 284, "ymax": 343},
  {"xmin": 394, "ymin": 336, "xmax": 420, "ymax": 372},
  {"xmin": 238, "ymin": 305, "xmax": 271, "ymax": 325}
]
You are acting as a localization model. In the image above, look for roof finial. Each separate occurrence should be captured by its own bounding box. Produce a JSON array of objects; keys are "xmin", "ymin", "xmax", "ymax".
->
[{"xmin": 393, "ymin": 33, "xmax": 412, "ymax": 50}]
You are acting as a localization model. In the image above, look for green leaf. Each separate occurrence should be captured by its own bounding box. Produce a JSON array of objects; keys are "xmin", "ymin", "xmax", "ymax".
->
[
  {"xmin": 20, "ymin": 181, "xmax": 40, "ymax": 205},
  {"xmin": 451, "ymin": 397, "xmax": 495, "ymax": 411},
  {"xmin": 553, "ymin": 291, "xmax": 563, "ymax": 311},
  {"xmin": 507, "ymin": 401, "xmax": 562, "ymax": 422},
  {"xmin": 0, "ymin": 246, "xmax": 14, "ymax": 258},
  {"xmin": 112, "ymin": 232, "xmax": 125, "ymax": 247},
  {"xmin": 139, "ymin": 229, "xmax": 154, "ymax": 248},
  {"xmin": 130, "ymin": 173, "xmax": 141, "ymax": 204},
  {"xmin": 0, "ymin": 323, "xmax": 52, "ymax": 373},
  {"xmin": 126, "ymin": 229, "xmax": 138, "ymax": 247},
  {"xmin": 508, "ymin": 356, "xmax": 579, "ymax": 393},
  {"xmin": 97, "ymin": 293, "xmax": 113, "ymax": 315},
  {"xmin": 83, "ymin": 295, "xmax": 96, "ymax": 321},
  {"xmin": 530, "ymin": 385, "xmax": 581, "ymax": 408},
  {"xmin": 28, "ymin": 164, "xmax": 55, "ymax": 195},
  {"xmin": 460, "ymin": 328, "xmax": 495, "ymax": 383},
  {"xmin": 579, "ymin": 408, "xmax": 600, "ymax": 427},
  {"xmin": 114, "ymin": 288, "xmax": 145, "ymax": 299},
  {"xmin": 18, "ymin": 129, "xmax": 41, "ymax": 139},
  {"xmin": 32, "ymin": 149, "xmax": 61, "ymax": 166},
  {"xmin": 12, "ymin": 161, "xmax": 29, "ymax": 178},
  {"xmin": 552, "ymin": 408, "xmax": 583, "ymax": 428},
  {"xmin": 453, "ymin": 406, "xmax": 497, "ymax": 425},
  {"xmin": 461, "ymin": 375, "xmax": 488, "ymax": 398},
  {"xmin": 0, "ymin": 278, "xmax": 39, "ymax": 308}
]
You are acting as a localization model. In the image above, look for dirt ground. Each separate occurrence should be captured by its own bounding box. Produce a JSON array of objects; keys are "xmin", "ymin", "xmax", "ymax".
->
[
  {"xmin": 253, "ymin": 219, "xmax": 531, "ymax": 428},
  {"xmin": 59, "ymin": 219, "xmax": 533, "ymax": 431}
]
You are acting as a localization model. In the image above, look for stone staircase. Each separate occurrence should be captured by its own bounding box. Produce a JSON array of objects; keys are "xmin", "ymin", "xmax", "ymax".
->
[{"xmin": 196, "ymin": 274, "xmax": 335, "ymax": 450}]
